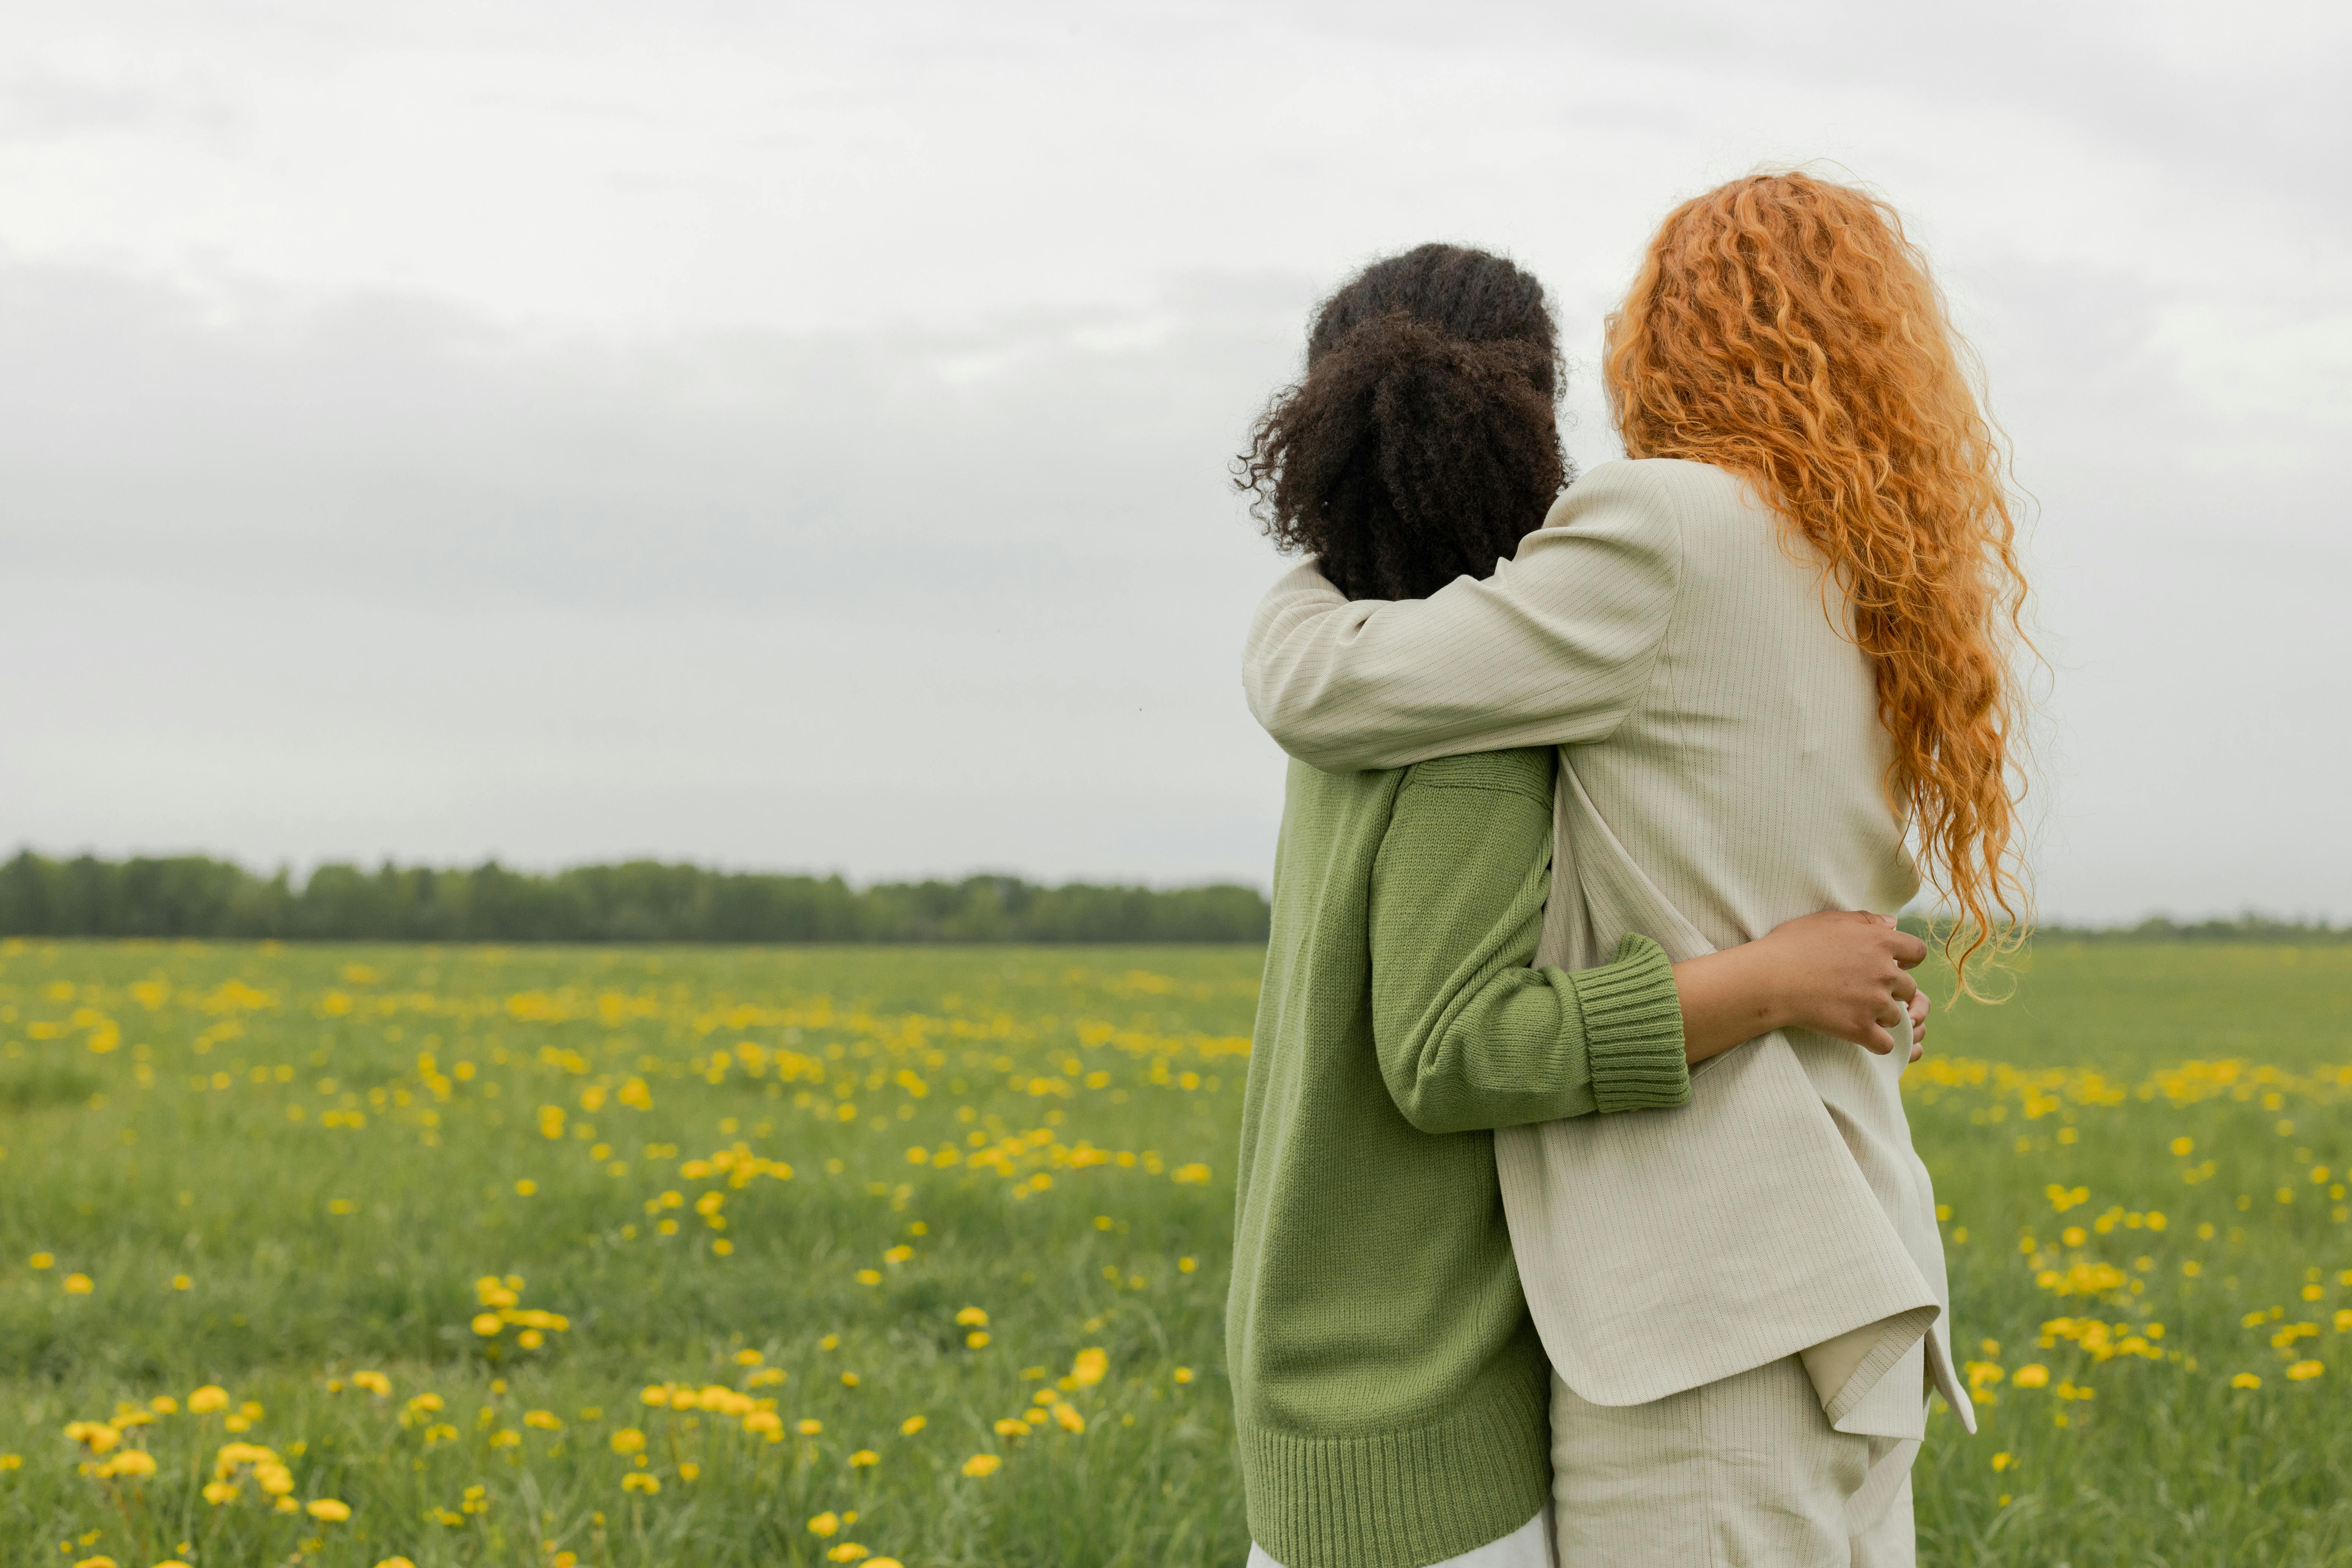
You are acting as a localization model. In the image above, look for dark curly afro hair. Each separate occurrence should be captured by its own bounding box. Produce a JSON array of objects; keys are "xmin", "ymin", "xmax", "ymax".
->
[{"xmin": 1236, "ymin": 243, "xmax": 1566, "ymax": 601}]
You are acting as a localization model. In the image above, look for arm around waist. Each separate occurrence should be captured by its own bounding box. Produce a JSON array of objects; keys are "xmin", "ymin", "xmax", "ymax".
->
[{"xmin": 1367, "ymin": 749, "xmax": 1688, "ymax": 1134}]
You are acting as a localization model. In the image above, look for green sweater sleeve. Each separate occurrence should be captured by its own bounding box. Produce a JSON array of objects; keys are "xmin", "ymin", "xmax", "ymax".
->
[{"xmin": 1366, "ymin": 750, "xmax": 1691, "ymax": 1135}]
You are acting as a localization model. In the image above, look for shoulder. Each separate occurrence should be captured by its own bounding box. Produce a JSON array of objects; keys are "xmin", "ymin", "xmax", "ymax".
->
[
  {"xmin": 1397, "ymin": 746, "xmax": 1555, "ymax": 807},
  {"xmin": 1552, "ymin": 458, "xmax": 1763, "ymax": 520},
  {"xmin": 1537, "ymin": 460, "xmax": 1785, "ymax": 581},
  {"xmin": 1284, "ymin": 754, "xmax": 1406, "ymax": 805}
]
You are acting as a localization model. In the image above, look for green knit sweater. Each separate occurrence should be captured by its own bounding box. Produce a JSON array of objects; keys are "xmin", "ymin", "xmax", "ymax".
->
[{"xmin": 1227, "ymin": 747, "xmax": 1691, "ymax": 1568}]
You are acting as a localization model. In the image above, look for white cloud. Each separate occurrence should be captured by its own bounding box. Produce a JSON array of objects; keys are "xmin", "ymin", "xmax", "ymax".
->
[{"xmin": 0, "ymin": 0, "xmax": 2344, "ymax": 919}]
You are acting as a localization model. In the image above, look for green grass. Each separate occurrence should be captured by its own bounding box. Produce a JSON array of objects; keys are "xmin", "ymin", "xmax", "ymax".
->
[{"xmin": 0, "ymin": 939, "xmax": 2347, "ymax": 1567}]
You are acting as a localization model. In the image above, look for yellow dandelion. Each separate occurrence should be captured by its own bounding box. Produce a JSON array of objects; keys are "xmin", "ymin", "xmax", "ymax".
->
[
  {"xmin": 64, "ymin": 1273, "xmax": 94, "ymax": 1294},
  {"xmin": 961, "ymin": 1453, "xmax": 1002, "ymax": 1477},
  {"xmin": 2014, "ymin": 1365, "xmax": 2050, "ymax": 1389},
  {"xmin": 1174, "ymin": 1367, "xmax": 1195, "ymax": 1384},
  {"xmin": 955, "ymin": 1306, "xmax": 988, "ymax": 1326},
  {"xmin": 98, "ymin": 1449, "xmax": 157, "ymax": 1479},
  {"xmin": 622, "ymin": 1472, "xmax": 660, "ymax": 1494},
  {"xmin": 306, "ymin": 1498, "xmax": 352, "ymax": 1521},
  {"xmin": 828, "ymin": 1546, "xmax": 871, "ymax": 1563},
  {"xmin": 2232, "ymin": 1373, "xmax": 2263, "ymax": 1389},
  {"xmin": 188, "ymin": 1386, "xmax": 230, "ymax": 1414},
  {"xmin": 808, "ymin": 1511, "xmax": 841, "ymax": 1537},
  {"xmin": 797, "ymin": 1418, "xmax": 822, "ymax": 1436},
  {"xmin": 900, "ymin": 1415, "xmax": 927, "ymax": 1435},
  {"xmin": 850, "ymin": 1449, "xmax": 879, "ymax": 1466},
  {"xmin": 352, "ymin": 1371, "xmax": 391, "ymax": 1397},
  {"xmin": 65, "ymin": 1421, "xmax": 121, "ymax": 1453},
  {"xmin": 2287, "ymin": 1360, "xmax": 2324, "ymax": 1381},
  {"xmin": 202, "ymin": 1481, "xmax": 238, "ymax": 1505}
]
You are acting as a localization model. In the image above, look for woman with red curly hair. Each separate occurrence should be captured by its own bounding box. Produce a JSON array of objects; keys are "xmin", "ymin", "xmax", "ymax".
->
[{"xmin": 1242, "ymin": 173, "xmax": 2030, "ymax": 1564}]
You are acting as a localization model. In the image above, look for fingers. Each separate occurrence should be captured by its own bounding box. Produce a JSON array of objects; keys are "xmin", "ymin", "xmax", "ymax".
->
[
  {"xmin": 1863, "ymin": 1022, "xmax": 1895, "ymax": 1055},
  {"xmin": 1892, "ymin": 970, "xmax": 1920, "ymax": 1004},
  {"xmin": 1909, "ymin": 1039, "xmax": 1925, "ymax": 1063},
  {"xmin": 1908, "ymin": 991, "xmax": 1930, "ymax": 1026},
  {"xmin": 1890, "ymin": 929, "xmax": 1927, "ymax": 968}
]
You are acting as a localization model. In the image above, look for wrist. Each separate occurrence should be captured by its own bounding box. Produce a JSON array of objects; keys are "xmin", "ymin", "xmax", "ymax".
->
[{"xmin": 1733, "ymin": 938, "xmax": 1795, "ymax": 1037}]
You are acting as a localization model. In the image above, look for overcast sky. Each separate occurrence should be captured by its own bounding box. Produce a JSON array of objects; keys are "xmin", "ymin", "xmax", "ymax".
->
[{"xmin": 3, "ymin": 0, "xmax": 2346, "ymax": 922}]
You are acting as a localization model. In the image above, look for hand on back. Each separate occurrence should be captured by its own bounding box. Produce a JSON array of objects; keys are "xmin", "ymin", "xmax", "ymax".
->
[{"xmin": 1756, "ymin": 910, "xmax": 1929, "ymax": 1058}]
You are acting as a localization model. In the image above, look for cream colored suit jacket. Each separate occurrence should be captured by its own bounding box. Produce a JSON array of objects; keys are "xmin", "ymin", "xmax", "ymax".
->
[{"xmin": 1242, "ymin": 458, "xmax": 1972, "ymax": 1440}]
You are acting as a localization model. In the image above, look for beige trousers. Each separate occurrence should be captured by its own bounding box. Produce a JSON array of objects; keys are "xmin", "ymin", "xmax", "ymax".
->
[{"xmin": 1551, "ymin": 1357, "xmax": 1917, "ymax": 1567}]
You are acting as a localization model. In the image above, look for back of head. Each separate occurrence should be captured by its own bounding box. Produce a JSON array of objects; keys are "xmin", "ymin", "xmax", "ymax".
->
[
  {"xmin": 1237, "ymin": 243, "xmax": 1564, "ymax": 601},
  {"xmin": 1603, "ymin": 170, "xmax": 2032, "ymax": 983}
]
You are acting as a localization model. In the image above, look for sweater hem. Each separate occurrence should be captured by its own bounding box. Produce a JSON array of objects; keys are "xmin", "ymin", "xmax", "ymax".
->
[{"xmin": 1240, "ymin": 1355, "xmax": 1552, "ymax": 1568}]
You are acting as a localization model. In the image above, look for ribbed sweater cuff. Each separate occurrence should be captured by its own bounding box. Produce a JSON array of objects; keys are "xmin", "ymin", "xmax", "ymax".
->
[{"xmin": 1578, "ymin": 933, "xmax": 1690, "ymax": 1115}]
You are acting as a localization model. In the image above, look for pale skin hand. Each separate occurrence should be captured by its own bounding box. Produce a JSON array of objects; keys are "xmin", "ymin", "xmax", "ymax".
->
[{"xmin": 1671, "ymin": 911, "xmax": 1930, "ymax": 1067}]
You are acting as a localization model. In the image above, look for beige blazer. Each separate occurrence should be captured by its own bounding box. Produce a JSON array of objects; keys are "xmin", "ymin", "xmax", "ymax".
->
[{"xmin": 1242, "ymin": 457, "xmax": 1973, "ymax": 1440}]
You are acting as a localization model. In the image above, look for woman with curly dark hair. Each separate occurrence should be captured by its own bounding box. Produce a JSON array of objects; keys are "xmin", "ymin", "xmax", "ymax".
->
[{"xmin": 1223, "ymin": 243, "xmax": 1933, "ymax": 1568}]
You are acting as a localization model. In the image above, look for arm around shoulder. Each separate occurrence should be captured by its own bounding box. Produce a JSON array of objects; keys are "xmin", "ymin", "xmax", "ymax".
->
[{"xmin": 1240, "ymin": 463, "xmax": 1684, "ymax": 771}]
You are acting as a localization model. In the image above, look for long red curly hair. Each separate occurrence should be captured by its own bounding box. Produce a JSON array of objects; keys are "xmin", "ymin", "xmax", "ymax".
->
[{"xmin": 1604, "ymin": 170, "xmax": 2031, "ymax": 987}]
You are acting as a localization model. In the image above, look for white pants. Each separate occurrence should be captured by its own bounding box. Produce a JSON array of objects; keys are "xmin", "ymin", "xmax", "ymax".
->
[
  {"xmin": 1550, "ymin": 1355, "xmax": 1917, "ymax": 1567},
  {"xmin": 1246, "ymin": 1508, "xmax": 1553, "ymax": 1568},
  {"xmin": 1247, "ymin": 1354, "xmax": 1918, "ymax": 1568}
]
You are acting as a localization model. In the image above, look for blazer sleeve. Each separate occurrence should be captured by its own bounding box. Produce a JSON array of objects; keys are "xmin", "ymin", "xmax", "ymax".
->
[
  {"xmin": 1367, "ymin": 750, "xmax": 1690, "ymax": 1136},
  {"xmin": 1241, "ymin": 461, "xmax": 1682, "ymax": 772}
]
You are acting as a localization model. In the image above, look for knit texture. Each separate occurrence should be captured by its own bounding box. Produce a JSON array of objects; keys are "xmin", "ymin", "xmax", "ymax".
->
[{"xmin": 1228, "ymin": 745, "xmax": 1688, "ymax": 1568}]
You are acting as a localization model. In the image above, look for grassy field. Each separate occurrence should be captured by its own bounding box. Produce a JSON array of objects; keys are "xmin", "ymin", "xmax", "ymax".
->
[{"xmin": 1, "ymin": 938, "xmax": 2348, "ymax": 1568}]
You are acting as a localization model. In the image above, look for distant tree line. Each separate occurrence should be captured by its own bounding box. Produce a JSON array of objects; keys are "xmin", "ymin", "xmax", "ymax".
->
[
  {"xmin": 0, "ymin": 851, "xmax": 1271, "ymax": 944},
  {"xmin": 4, "ymin": 851, "xmax": 2339, "ymax": 947},
  {"xmin": 2027, "ymin": 913, "xmax": 2352, "ymax": 944},
  {"xmin": 1898, "ymin": 911, "xmax": 2352, "ymax": 946}
]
